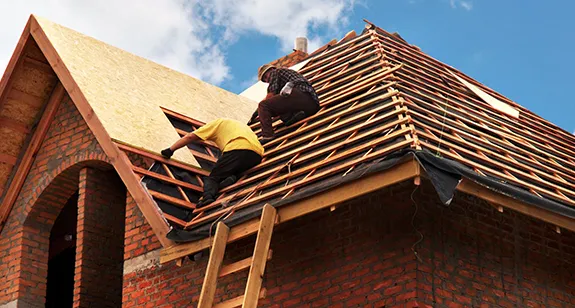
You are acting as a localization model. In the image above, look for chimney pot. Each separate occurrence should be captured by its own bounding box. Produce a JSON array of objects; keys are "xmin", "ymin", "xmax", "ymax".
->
[{"xmin": 294, "ymin": 37, "xmax": 308, "ymax": 53}]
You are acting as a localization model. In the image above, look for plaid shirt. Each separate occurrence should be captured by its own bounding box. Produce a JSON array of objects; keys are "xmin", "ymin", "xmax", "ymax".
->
[{"xmin": 267, "ymin": 68, "xmax": 319, "ymax": 103}]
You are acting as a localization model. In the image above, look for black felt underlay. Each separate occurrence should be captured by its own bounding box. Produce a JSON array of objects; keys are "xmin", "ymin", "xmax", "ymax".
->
[{"xmin": 144, "ymin": 148, "xmax": 575, "ymax": 243}]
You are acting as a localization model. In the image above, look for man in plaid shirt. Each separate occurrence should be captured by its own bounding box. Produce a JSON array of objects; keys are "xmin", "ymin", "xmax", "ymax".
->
[{"xmin": 250, "ymin": 64, "xmax": 320, "ymax": 143}]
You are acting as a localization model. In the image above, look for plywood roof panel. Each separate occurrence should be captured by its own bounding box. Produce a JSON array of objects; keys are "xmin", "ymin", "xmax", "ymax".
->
[{"xmin": 35, "ymin": 16, "xmax": 258, "ymax": 167}]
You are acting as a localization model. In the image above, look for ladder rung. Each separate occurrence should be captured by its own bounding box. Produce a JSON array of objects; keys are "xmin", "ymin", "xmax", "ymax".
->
[
  {"xmin": 213, "ymin": 289, "xmax": 267, "ymax": 308},
  {"xmin": 219, "ymin": 250, "xmax": 273, "ymax": 278}
]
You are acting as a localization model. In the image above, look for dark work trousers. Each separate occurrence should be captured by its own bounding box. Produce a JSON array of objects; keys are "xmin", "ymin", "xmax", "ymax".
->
[
  {"xmin": 258, "ymin": 89, "xmax": 320, "ymax": 137},
  {"xmin": 202, "ymin": 150, "xmax": 262, "ymax": 200}
]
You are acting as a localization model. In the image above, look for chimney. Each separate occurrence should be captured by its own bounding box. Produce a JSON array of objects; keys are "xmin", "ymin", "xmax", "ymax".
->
[{"xmin": 294, "ymin": 37, "xmax": 308, "ymax": 53}]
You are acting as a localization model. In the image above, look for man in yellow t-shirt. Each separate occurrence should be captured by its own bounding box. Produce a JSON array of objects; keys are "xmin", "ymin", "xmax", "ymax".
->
[{"xmin": 161, "ymin": 118, "xmax": 264, "ymax": 207}]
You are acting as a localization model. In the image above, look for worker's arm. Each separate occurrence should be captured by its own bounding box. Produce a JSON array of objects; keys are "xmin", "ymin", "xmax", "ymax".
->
[
  {"xmin": 248, "ymin": 92, "xmax": 276, "ymax": 125},
  {"xmin": 161, "ymin": 132, "xmax": 200, "ymax": 158}
]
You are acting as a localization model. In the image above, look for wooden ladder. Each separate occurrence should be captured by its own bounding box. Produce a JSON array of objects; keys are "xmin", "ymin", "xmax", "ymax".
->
[{"xmin": 197, "ymin": 204, "xmax": 277, "ymax": 308}]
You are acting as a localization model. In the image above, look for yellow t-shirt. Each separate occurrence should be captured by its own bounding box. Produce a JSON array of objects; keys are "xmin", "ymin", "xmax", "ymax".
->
[{"xmin": 193, "ymin": 118, "xmax": 264, "ymax": 156}]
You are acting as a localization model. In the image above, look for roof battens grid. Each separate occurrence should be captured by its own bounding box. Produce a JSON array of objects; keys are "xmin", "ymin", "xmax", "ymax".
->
[
  {"xmin": 253, "ymin": 65, "xmax": 400, "ymax": 143},
  {"xmin": 417, "ymin": 130, "xmax": 575, "ymax": 202},
  {"xmin": 185, "ymin": 136, "xmax": 413, "ymax": 229},
  {"xmin": 377, "ymin": 34, "xmax": 575, "ymax": 150},
  {"xmin": 368, "ymin": 27, "xmax": 421, "ymax": 152},
  {"xmin": 398, "ymin": 78, "xmax": 575, "ymax": 165},
  {"xmin": 217, "ymin": 93, "xmax": 405, "ymax": 196},
  {"xmin": 259, "ymin": 72, "xmax": 402, "ymax": 143},
  {"xmin": 192, "ymin": 116, "xmax": 409, "ymax": 216},
  {"xmin": 407, "ymin": 107, "xmax": 575, "ymax": 184},
  {"xmin": 400, "ymin": 86, "xmax": 575, "ymax": 171},
  {"xmin": 375, "ymin": 18, "xmax": 575, "ymax": 140},
  {"xmin": 416, "ymin": 119, "xmax": 575, "ymax": 192},
  {"xmin": 222, "ymin": 113, "xmax": 407, "ymax": 197}
]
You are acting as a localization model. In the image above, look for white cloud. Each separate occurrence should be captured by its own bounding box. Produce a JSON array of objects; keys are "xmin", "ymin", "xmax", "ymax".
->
[
  {"xmin": 0, "ymin": 0, "xmax": 230, "ymax": 84},
  {"xmin": 199, "ymin": 0, "xmax": 355, "ymax": 52},
  {"xmin": 0, "ymin": 0, "xmax": 357, "ymax": 86},
  {"xmin": 450, "ymin": 0, "xmax": 473, "ymax": 11}
]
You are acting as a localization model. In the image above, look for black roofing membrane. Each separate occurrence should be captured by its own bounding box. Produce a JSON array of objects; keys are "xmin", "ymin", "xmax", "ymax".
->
[{"xmin": 155, "ymin": 148, "xmax": 575, "ymax": 243}]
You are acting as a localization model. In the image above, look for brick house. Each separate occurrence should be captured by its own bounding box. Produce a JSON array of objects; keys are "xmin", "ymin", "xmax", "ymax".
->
[{"xmin": 1, "ymin": 14, "xmax": 575, "ymax": 308}]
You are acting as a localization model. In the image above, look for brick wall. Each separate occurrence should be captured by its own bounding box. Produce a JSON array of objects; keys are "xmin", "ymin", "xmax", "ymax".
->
[
  {"xmin": 415, "ymin": 183, "xmax": 575, "ymax": 307},
  {"xmin": 123, "ymin": 152, "xmax": 162, "ymax": 261},
  {"xmin": 0, "ymin": 93, "xmax": 111, "ymax": 306},
  {"xmin": 73, "ymin": 167, "xmax": 126, "ymax": 307},
  {"xmin": 123, "ymin": 180, "xmax": 575, "ymax": 308}
]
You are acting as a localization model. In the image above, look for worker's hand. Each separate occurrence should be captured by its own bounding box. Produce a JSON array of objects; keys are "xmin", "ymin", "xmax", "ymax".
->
[{"xmin": 161, "ymin": 148, "xmax": 174, "ymax": 158}]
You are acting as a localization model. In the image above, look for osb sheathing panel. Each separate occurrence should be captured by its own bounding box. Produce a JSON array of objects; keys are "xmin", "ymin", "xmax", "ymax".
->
[
  {"xmin": 0, "ymin": 98, "xmax": 38, "ymax": 126},
  {"xmin": 0, "ymin": 127, "xmax": 27, "ymax": 156},
  {"xmin": 36, "ymin": 16, "xmax": 259, "ymax": 167},
  {"xmin": 11, "ymin": 65, "xmax": 56, "ymax": 98}
]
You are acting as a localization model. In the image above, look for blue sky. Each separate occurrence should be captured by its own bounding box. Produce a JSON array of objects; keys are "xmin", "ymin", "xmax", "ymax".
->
[
  {"xmin": 220, "ymin": 1, "xmax": 575, "ymax": 133},
  {"xmin": 0, "ymin": 0, "xmax": 573, "ymax": 133}
]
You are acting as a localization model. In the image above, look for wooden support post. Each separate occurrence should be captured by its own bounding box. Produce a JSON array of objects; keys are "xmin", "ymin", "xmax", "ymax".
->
[
  {"xmin": 197, "ymin": 222, "xmax": 230, "ymax": 308},
  {"xmin": 242, "ymin": 204, "xmax": 276, "ymax": 308}
]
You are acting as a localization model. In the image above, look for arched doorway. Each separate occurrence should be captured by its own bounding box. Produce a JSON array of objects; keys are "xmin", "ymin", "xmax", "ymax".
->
[
  {"xmin": 46, "ymin": 192, "xmax": 78, "ymax": 307},
  {"xmin": 18, "ymin": 160, "xmax": 126, "ymax": 307}
]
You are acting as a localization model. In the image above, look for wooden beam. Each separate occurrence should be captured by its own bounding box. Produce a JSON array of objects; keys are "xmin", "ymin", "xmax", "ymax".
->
[
  {"xmin": 116, "ymin": 142, "xmax": 209, "ymax": 176},
  {"xmin": 0, "ymin": 82, "xmax": 64, "ymax": 230},
  {"xmin": 30, "ymin": 16, "xmax": 174, "ymax": 247},
  {"xmin": 197, "ymin": 222, "xmax": 229, "ymax": 308},
  {"xmin": 160, "ymin": 158, "xmax": 420, "ymax": 263},
  {"xmin": 0, "ymin": 116, "xmax": 31, "ymax": 133},
  {"xmin": 457, "ymin": 179, "xmax": 575, "ymax": 233},
  {"xmin": 148, "ymin": 190, "xmax": 196, "ymax": 210},
  {"xmin": 242, "ymin": 204, "xmax": 276, "ymax": 308},
  {"xmin": 160, "ymin": 107, "xmax": 205, "ymax": 127},
  {"xmin": 132, "ymin": 165, "xmax": 202, "ymax": 192}
]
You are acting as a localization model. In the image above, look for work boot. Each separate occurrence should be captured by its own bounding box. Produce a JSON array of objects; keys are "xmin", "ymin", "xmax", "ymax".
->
[
  {"xmin": 260, "ymin": 136, "xmax": 274, "ymax": 145},
  {"xmin": 198, "ymin": 177, "xmax": 218, "ymax": 208},
  {"xmin": 197, "ymin": 197, "xmax": 215, "ymax": 208},
  {"xmin": 220, "ymin": 175, "xmax": 237, "ymax": 188},
  {"xmin": 284, "ymin": 111, "xmax": 306, "ymax": 127}
]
